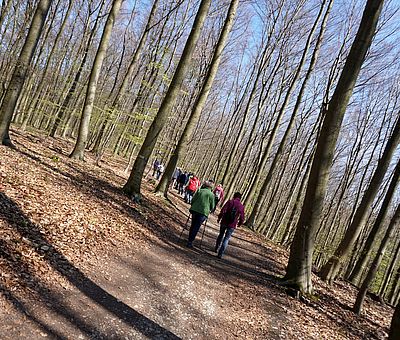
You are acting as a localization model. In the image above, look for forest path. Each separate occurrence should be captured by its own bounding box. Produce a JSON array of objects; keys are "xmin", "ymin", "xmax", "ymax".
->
[
  {"xmin": 1, "ymin": 192, "xmax": 289, "ymax": 339},
  {"xmin": 0, "ymin": 130, "xmax": 392, "ymax": 339}
]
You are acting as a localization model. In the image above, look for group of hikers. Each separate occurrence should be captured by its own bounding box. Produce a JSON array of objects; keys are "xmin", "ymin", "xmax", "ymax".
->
[
  {"xmin": 152, "ymin": 159, "xmax": 245, "ymax": 258},
  {"xmin": 187, "ymin": 180, "xmax": 245, "ymax": 259}
]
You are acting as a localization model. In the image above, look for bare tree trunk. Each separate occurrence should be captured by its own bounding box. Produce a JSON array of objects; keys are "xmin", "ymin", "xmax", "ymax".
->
[
  {"xmin": 283, "ymin": 0, "xmax": 384, "ymax": 294},
  {"xmin": 389, "ymin": 302, "xmax": 400, "ymax": 340},
  {"xmin": 92, "ymin": 0, "xmax": 160, "ymax": 159},
  {"xmin": 70, "ymin": 0, "xmax": 123, "ymax": 159},
  {"xmin": 0, "ymin": 0, "xmax": 52, "ymax": 146},
  {"xmin": 21, "ymin": 0, "xmax": 73, "ymax": 131},
  {"xmin": 245, "ymin": 0, "xmax": 332, "ymax": 227},
  {"xmin": 155, "ymin": 0, "xmax": 239, "ymax": 197},
  {"xmin": 353, "ymin": 202, "xmax": 400, "ymax": 314},
  {"xmin": 123, "ymin": 0, "xmax": 212, "ymax": 198},
  {"xmin": 320, "ymin": 116, "xmax": 400, "ymax": 283},
  {"xmin": 50, "ymin": 0, "xmax": 106, "ymax": 138},
  {"xmin": 349, "ymin": 158, "xmax": 400, "ymax": 283}
]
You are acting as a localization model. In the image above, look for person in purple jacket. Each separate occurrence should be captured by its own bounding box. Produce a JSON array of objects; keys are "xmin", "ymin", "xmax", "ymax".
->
[{"xmin": 215, "ymin": 192, "xmax": 245, "ymax": 258}]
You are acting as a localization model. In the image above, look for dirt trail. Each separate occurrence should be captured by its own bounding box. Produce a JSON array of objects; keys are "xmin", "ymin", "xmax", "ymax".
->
[
  {"xmin": 0, "ymin": 131, "xmax": 393, "ymax": 340},
  {"xmin": 1, "ymin": 198, "xmax": 291, "ymax": 339}
]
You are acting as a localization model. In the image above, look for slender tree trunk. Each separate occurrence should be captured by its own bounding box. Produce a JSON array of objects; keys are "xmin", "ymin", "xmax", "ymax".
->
[
  {"xmin": 353, "ymin": 203, "xmax": 400, "ymax": 314},
  {"xmin": 245, "ymin": 0, "xmax": 332, "ymax": 227},
  {"xmin": 0, "ymin": 0, "xmax": 52, "ymax": 146},
  {"xmin": 50, "ymin": 0, "xmax": 106, "ymax": 137},
  {"xmin": 380, "ymin": 238, "xmax": 400, "ymax": 298},
  {"xmin": 283, "ymin": 0, "xmax": 384, "ymax": 294},
  {"xmin": 389, "ymin": 268, "xmax": 400, "ymax": 305},
  {"xmin": 92, "ymin": 0, "xmax": 160, "ymax": 158},
  {"xmin": 320, "ymin": 116, "xmax": 400, "ymax": 283},
  {"xmin": 21, "ymin": 0, "xmax": 73, "ymax": 132},
  {"xmin": 155, "ymin": 0, "xmax": 239, "ymax": 197},
  {"xmin": 349, "ymin": 158, "xmax": 400, "ymax": 283},
  {"xmin": 70, "ymin": 0, "xmax": 123, "ymax": 159},
  {"xmin": 389, "ymin": 302, "xmax": 400, "ymax": 340},
  {"xmin": 123, "ymin": 0, "xmax": 212, "ymax": 198}
]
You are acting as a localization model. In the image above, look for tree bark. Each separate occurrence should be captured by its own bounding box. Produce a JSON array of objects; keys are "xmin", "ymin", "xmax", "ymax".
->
[
  {"xmin": 154, "ymin": 0, "xmax": 239, "ymax": 197},
  {"xmin": 320, "ymin": 116, "xmax": 400, "ymax": 283},
  {"xmin": 0, "ymin": 0, "xmax": 52, "ymax": 146},
  {"xmin": 70, "ymin": 0, "xmax": 123, "ymax": 159},
  {"xmin": 389, "ymin": 302, "xmax": 400, "ymax": 340},
  {"xmin": 353, "ymin": 203, "xmax": 400, "ymax": 314},
  {"xmin": 283, "ymin": 0, "xmax": 384, "ymax": 294},
  {"xmin": 349, "ymin": 157, "xmax": 400, "ymax": 283},
  {"xmin": 123, "ymin": 0, "xmax": 212, "ymax": 198}
]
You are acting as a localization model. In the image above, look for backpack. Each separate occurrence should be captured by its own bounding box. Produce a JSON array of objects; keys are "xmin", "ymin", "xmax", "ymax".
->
[
  {"xmin": 225, "ymin": 206, "xmax": 237, "ymax": 224},
  {"xmin": 187, "ymin": 177, "xmax": 198, "ymax": 191}
]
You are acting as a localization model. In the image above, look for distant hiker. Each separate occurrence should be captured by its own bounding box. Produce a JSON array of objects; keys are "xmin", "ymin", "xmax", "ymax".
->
[
  {"xmin": 177, "ymin": 172, "xmax": 188, "ymax": 195},
  {"xmin": 187, "ymin": 181, "xmax": 215, "ymax": 248},
  {"xmin": 172, "ymin": 168, "xmax": 181, "ymax": 188},
  {"xmin": 215, "ymin": 192, "xmax": 245, "ymax": 258},
  {"xmin": 156, "ymin": 163, "xmax": 164, "ymax": 180},
  {"xmin": 212, "ymin": 184, "xmax": 224, "ymax": 213},
  {"xmin": 152, "ymin": 159, "xmax": 160, "ymax": 177},
  {"xmin": 185, "ymin": 174, "xmax": 200, "ymax": 203}
]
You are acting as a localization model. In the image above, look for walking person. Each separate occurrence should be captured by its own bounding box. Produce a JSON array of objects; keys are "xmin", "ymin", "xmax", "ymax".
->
[
  {"xmin": 172, "ymin": 167, "xmax": 181, "ymax": 188},
  {"xmin": 187, "ymin": 181, "xmax": 215, "ymax": 248},
  {"xmin": 156, "ymin": 163, "xmax": 164, "ymax": 180},
  {"xmin": 212, "ymin": 183, "xmax": 224, "ymax": 213},
  {"xmin": 177, "ymin": 171, "xmax": 188, "ymax": 195},
  {"xmin": 152, "ymin": 159, "xmax": 160, "ymax": 177},
  {"xmin": 215, "ymin": 192, "xmax": 245, "ymax": 259},
  {"xmin": 185, "ymin": 174, "xmax": 200, "ymax": 203}
]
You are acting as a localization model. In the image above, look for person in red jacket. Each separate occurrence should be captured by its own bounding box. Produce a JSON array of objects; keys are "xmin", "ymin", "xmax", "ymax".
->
[
  {"xmin": 185, "ymin": 174, "xmax": 200, "ymax": 204},
  {"xmin": 215, "ymin": 192, "xmax": 245, "ymax": 258}
]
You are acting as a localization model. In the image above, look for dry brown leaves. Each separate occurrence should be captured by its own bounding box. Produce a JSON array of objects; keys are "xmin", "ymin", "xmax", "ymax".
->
[{"xmin": 0, "ymin": 129, "xmax": 395, "ymax": 339}]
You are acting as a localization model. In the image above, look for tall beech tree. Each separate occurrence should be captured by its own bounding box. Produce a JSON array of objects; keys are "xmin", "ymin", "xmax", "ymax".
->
[
  {"xmin": 0, "ymin": 0, "xmax": 52, "ymax": 146},
  {"xmin": 389, "ymin": 302, "xmax": 400, "ymax": 340},
  {"xmin": 320, "ymin": 116, "xmax": 400, "ymax": 283},
  {"xmin": 50, "ymin": 0, "xmax": 107, "ymax": 137},
  {"xmin": 283, "ymin": 0, "xmax": 384, "ymax": 294},
  {"xmin": 353, "ymin": 202, "xmax": 400, "ymax": 314},
  {"xmin": 349, "ymin": 157, "xmax": 400, "ymax": 284},
  {"xmin": 123, "ymin": 0, "xmax": 212, "ymax": 198},
  {"xmin": 70, "ymin": 0, "xmax": 123, "ymax": 159},
  {"xmin": 91, "ymin": 0, "xmax": 160, "ymax": 159},
  {"xmin": 244, "ymin": 0, "xmax": 333, "ymax": 227},
  {"xmin": 154, "ymin": 0, "xmax": 240, "ymax": 197}
]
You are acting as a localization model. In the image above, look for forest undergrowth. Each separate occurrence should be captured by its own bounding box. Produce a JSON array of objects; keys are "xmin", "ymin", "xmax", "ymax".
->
[{"xmin": 0, "ymin": 129, "xmax": 394, "ymax": 339}]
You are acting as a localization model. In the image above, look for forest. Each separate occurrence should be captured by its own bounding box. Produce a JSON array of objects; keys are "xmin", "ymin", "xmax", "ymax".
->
[{"xmin": 0, "ymin": 0, "xmax": 399, "ymax": 338}]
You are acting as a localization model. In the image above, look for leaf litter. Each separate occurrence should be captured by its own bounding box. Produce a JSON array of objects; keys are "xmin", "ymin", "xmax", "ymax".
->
[{"xmin": 0, "ymin": 129, "xmax": 394, "ymax": 339}]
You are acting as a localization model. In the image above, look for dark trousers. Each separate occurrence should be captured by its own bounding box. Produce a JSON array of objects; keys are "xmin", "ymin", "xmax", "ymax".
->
[
  {"xmin": 211, "ymin": 197, "xmax": 220, "ymax": 213},
  {"xmin": 215, "ymin": 224, "xmax": 235, "ymax": 257},
  {"xmin": 187, "ymin": 212, "xmax": 207, "ymax": 246}
]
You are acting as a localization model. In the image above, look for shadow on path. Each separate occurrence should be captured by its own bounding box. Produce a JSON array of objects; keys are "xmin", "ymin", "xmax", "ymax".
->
[{"xmin": 0, "ymin": 192, "xmax": 180, "ymax": 339}]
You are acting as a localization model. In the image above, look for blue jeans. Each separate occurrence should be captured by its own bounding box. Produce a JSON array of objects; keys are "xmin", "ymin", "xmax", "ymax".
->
[
  {"xmin": 216, "ymin": 225, "xmax": 235, "ymax": 257},
  {"xmin": 187, "ymin": 212, "xmax": 207, "ymax": 246}
]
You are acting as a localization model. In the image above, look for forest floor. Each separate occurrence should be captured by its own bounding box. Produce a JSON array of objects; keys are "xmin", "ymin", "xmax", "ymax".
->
[{"xmin": 0, "ymin": 129, "xmax": 395, "ymax": 340}]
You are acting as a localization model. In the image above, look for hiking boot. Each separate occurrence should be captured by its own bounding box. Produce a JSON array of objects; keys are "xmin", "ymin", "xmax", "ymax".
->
[{"xmin": 186, "ymin": 243, "xmax": 193, "ymax": 248}]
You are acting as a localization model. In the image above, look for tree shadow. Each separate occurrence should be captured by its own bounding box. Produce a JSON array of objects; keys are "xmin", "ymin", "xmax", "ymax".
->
[{"xmin": 0, "ymin": 192, "xmax": 180, "ymax": 339}]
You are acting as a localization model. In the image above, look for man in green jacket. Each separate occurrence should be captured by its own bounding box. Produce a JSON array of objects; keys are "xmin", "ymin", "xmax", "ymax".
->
[{"xmin": 187, "ymin": 181, "xmax": 215, "ymax": 248}]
